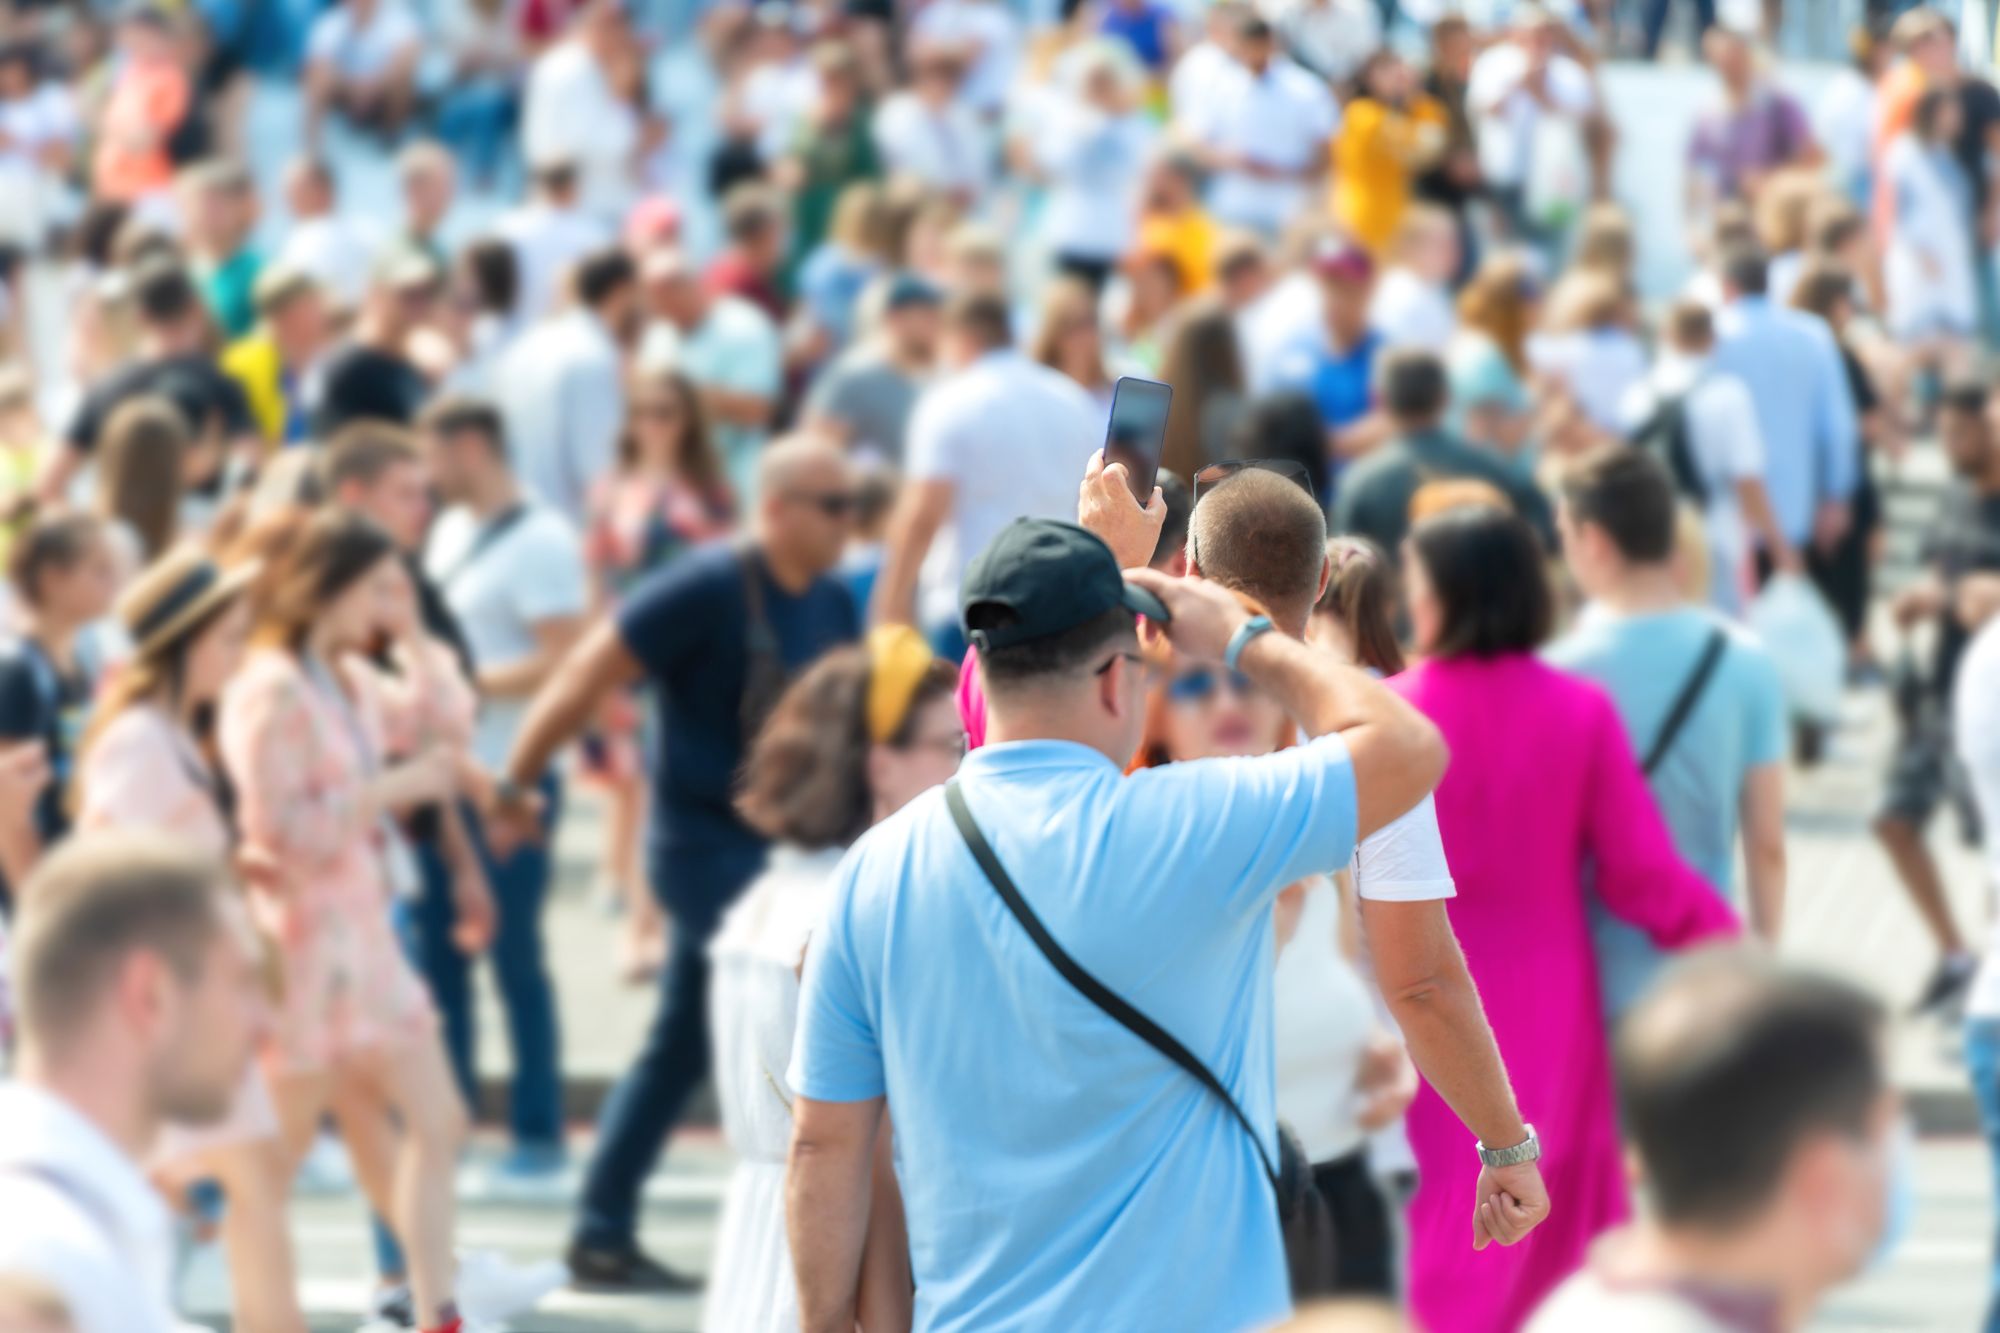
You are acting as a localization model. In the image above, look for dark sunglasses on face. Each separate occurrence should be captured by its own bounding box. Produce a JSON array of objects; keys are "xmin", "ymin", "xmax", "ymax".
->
[
  {"xmin": 1193, "ymin": 458, "xmax": 1317, "ymax": 507},
  {"xmin": 1167, "ymin": 666, "xmax": 1256, "ymax": 704},
  {"xmin": 787, "ymin": 490, "xmax": 857, "ymax": 518}
]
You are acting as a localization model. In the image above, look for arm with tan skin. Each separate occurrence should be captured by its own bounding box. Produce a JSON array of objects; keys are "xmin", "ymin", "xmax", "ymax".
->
[
  {"xmin": 488, "ymin": 619, "xmax": 643, "ymax": 846},
  {"xmin": 1737, "ymin": 477, "xmax": 1802, "ymax": 574},
  {"xmin": 476, "ymin": 613, "xmax": 587, "ymax": 699},
  {"xmin": 1127, "ymin": 570, "xmax": 1547, "ymax": 1246},
  {"xmin": 789, "ymin": 1095, "xmax": 886, "ymax": 1333},
  {"xmin": 854, "ymin": 1110, "xmax": 912, "ymax": 1332},
  {"xmin": 869, "ymin": 479, "xmax": 952, "ymax": 628},
  {"xmin": 1739, "ymin": 762, "xmax": 1786, "ymax": 942}
]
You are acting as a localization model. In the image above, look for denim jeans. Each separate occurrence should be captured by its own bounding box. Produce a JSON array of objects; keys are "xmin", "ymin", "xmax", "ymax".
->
[
  {"xmin": 432, "ymin": 80, "xmax": 518, "ymax": 188},
  {"xmin": 574, "ymin": 841, "xmax": 766, "ymax": 1250},
  {"xmin": 412, "ymin": 779, "xmax": 565, "ymax": 1149},
  {"xmin": 1966, "ymin": 1017, "xmax": 2000, "ymax": 1333},
  {"xmin": 1642, "ymin": 0, "xmax": 1717, "ymax": 59}
]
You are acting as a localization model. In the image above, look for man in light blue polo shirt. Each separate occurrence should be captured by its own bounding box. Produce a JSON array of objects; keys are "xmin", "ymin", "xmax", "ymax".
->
[{"xmin": 785, "ymin": 519, "xmax": 1538, "ymax": 1330}]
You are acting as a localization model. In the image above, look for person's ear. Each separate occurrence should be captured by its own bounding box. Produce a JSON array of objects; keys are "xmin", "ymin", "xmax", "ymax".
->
[
  {"xmin": 1315, "ymin": 552, "xmax": 1333, "ymax": 605},
  {"xmin": 1100, "ymin": 656, "xmax": 1127, "ymax": 718}
]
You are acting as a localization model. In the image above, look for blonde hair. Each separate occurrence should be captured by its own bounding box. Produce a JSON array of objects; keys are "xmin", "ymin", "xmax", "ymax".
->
[
  {"xmin": 1456, "ymin": 253, "xmax": 1537, "ymax": 375},
  {"xmin": 1756, "ymin": 169, "xmax": 1825, "ymax": 255}
]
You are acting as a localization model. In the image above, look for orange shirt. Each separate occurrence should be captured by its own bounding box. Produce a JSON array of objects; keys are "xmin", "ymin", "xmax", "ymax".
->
[
  {"xmin": 1871, "ymin": 61, "xmax": 1929, "ymax": 243},
  {"xmin": 1331, "ymin": 95, "xmax": 1449, "ymax": 255},
  {"xmin": 92, "ymin": 62, "xmax": 188, "ymax": 203},
  {"xmin": 1137, "ymin": 207, "xmax": 1219, "ymax": 294}
]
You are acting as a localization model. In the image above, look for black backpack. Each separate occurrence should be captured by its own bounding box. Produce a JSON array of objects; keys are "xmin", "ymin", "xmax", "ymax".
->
[{"xmin": 1628, "ymin": 385, "xmax": 1711, "ymax": 508}]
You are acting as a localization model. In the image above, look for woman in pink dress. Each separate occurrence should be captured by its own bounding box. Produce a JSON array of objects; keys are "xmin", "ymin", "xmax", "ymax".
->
[
  {"xmin": 1388, "ymin": 504, "xmax": 1740, "ymax": 1333},
  {"xmin": 74, "ymin": 547, "xmax": 305, "ymax": 1333},
  {"xmin": 218, "ymin": 511, "xmax": 475, "ymax": 1333},
  {"xmin": 582, "ymin": 367, "xmax": 733, "ymax": 978}
]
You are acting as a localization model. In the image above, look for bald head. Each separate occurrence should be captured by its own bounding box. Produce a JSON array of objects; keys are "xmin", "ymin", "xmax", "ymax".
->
[
  {"xmin": 1188, "ymin": 470, "xmax": 1328, "ymax": 636},
  {"xmin": 758, "ymin": 434, "xmax": 856, "ymax": 575}
]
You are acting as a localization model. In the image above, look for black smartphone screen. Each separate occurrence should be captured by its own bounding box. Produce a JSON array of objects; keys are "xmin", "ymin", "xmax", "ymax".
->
[{"xmin": 1102, "ymin": 376, "xmax": 1174, "ymax": 503}]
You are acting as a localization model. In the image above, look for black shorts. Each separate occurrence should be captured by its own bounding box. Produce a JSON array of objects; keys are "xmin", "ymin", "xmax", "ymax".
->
[{"xmin": 1880, "ymin": 713, "xmax": 1983, "ymax": 842}]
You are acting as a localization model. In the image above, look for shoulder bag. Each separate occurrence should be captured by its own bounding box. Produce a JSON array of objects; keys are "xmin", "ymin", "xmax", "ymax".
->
[
  {"xmin": 1641, "ymin": 627, "xmax": 1729, "ymax": 777},
  {"xmin": 944, "ymin": 780, "xmax": 1340, "ymax": 1297}
]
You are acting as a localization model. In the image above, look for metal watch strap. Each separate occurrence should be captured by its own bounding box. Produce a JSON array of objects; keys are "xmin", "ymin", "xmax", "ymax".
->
[
  {"xmin": 1477, "ymin": 1124, "xmax": 1540, "ymax": 1169},
  {"xmin": 1224, "ymin": 615, "xmax": 1275, "ymax": 672}
]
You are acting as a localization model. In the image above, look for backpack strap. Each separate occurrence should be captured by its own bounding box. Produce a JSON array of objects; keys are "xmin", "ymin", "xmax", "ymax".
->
[
  {"xmin": 1642, "ymin": 627, "xmax": 1729, "ymax": 777},
  {"xmin": 943, "ymin": 780, "xmax": 1279, "ymax": 1192}
]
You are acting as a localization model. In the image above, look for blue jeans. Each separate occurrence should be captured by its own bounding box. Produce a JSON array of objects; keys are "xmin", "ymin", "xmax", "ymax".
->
[
  {"xmin": 1642, "ymin": 0, "xmax": 1717, "ymax": 58},
  {"xmin": 574, "ymin": 841, "xmax": 766, "ymax": 1250},
  {"xmin": 412, "ymin": 780, "xmax": 565, "ymax": 1149},
  {"xmin": 432, "ymin": 80, "xmax": 518, "ymax": 187},
  {"xmin": 1966, "ymin": 1017, "xmax": 2000, "ymax": 1333}
]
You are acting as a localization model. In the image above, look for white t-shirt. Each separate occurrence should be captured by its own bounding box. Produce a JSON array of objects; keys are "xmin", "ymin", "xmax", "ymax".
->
[
  {"xmin": 1528, "ymin": 1265, "xmax": 1742, "ymax": 1333},
  {"xmin": 1238, "ymin": 271, "xmax": 1323, "ymax": 395},
  {"xmin": 425, "ymin": 503, "xmax": 588, "ymax": 769},
  {"xmin": 522, "ymin": 41, "xmax": 640, "ymax": 224},
  {"xmin": 904, "ymin": 350, "xmax": 1103, "ymax": 629},
  {"xmin": 909, "ymin": 0, "xmax": 1022, "ymax": 113},
  {"xmin": 494, "ymin": 198, "xmax": 611, "ymax": 324},
  {"xmin": 0, "ymin": 1085, "xmax": 177, "ymax": 1333},
  {"xmin": 872, "ymin": 92, "xmax": 993, "ymax": 204},
  {"xmin": 275, "ymin": 214, "xmax": 382, "ymax": 312},
  {"xmin": 1956, "ymin": 618, "xmax": 2000, "ymax": 1020},
  {"xmin": 0, "ymin": 84, "xmax": 78, "ymax": 243},
  {"xmin": 307, "ymin": 0, "xmax": 422, "ymax": 81},
  {"xmin": 1467, "ymin": 45, "xmax": 1596, "ymax": 188},
  {"xmin": 1529, "ymin": 327, "xmax": 1648, "ymax": 436},
  {"xmin": 1371, "ymin": 267, "xmax": 1457, "ymax": 352},
  {"xmin": 1036, "ymin": 104, "xmax": 1156, "ymax": 262},
  {"xmin": 1179, "ymin": 56, "xmax": 1338, "ymax": 235},
  {"xmin": 1167, "ymin": 39, "xmax": 1235, "ymax": 119}
]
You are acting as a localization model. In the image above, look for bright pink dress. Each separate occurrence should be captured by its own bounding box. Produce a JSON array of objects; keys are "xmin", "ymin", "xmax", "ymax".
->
[{"xmin": 1388, "ymin": 655, "xmax": 1739, "ymax": 1333}]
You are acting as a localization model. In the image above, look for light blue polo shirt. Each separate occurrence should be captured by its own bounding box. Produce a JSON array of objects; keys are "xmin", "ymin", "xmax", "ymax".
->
[
  {"xmin": 1546, "ymin": 605, "xmax": 1787, "ymax": 1019},
  {"xmin": 790, "ymin": 734, "xmax": 1359, "ymax": 1332}
]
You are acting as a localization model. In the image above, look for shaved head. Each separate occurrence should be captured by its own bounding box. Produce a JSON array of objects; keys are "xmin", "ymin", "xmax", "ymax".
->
[
  {"xmin": 1188, "ymin": 470, "xmax": 1328, "ymax": 635},
  {"xmin": 757, "ymin": 434, "xmax": 855, "ymax": 575},
  {"xmin": 759, "ymin": 433, "xmax": 849, "ymax": 496}
]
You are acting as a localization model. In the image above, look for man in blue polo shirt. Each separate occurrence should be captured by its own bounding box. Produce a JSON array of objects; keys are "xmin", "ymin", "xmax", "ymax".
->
[
  {"xmin": 1272, "ymin": 237, "xmax": 1390, "ymax": 463},
  {"xmin": 786, "ymin": 519, "xmax": 1545, "ymax": 1330}
]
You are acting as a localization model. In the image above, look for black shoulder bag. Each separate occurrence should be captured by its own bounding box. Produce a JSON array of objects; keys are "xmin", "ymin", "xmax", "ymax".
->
[
  {"xmin": 1642, "ymin": 628, "xmax": 1729, "ymax": 777},
  {"xmin": 944, "ymin": 780, "xmax": 1340, "ymax": 1297}
]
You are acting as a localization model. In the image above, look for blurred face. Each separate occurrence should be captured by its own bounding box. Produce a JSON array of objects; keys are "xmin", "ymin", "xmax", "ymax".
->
[
  {"xmin": 869, "ymin": 693, "xmax": 964, "ymax": 818},
  {"xmin": 1915, "ymin": 30, "xmax": 1957, "ymax": 79},
  {"xmin": 1403, "ymin": 541, "xmax": 1444, "ymax": 656},
  {"xmin": 765, "ymin": 459, "xmax": 856, "ymax": 573},
  {"xmin": 0, "ymin": 58, "xmax": 32, "ymax": 100},
  {"xmin": 1790, "ymin": 1096, "xmax": 1903, "ymax": 1286},
  {"xmin": 269, "ymin": 291, "xmax": 327, "ymax": 364},
  {"xmin": 1053, "ymin": 306, "xmax": 1102, "ymax": 380},
  {"xmin": 320, "ymin": 554, "xmax": 407, "ymax": 653},
  {"xmin": 1084, "ymin": 66, "xmax": 1127, "ymax": 114},
  {"xmin": 1129, "ymin": 257, "xmax": 1181, "ymax": 320},
  {"xmin": 1238, "ymin": 32, "xmax": 1273, "ymax": 73},
  {"xmin": 183, "ymin": 597, "xmax": 251, "ymax": 705},
  {"xmin": 345, "ymin": 458, "xmax": 432, "ymax": 552},
  {"xmin": 1411, "ymin": 222, "xmax": 1459, "ymax": 284},
  {"xmin": 915, "ymin": 58, "xmax": 960, "ymax": 103},
  {"xmin": 630, "ymin": 379, "xmax": 694, "ymax": 469},
  {"xmin": 38, "ymin": 535, "xmax": 119, "ymax": 625},
  {"xmin": 885, "ymin": 304, "xmax": 941, "ymax": 362},
  {"xmin": 402, "ymin": 162, "xmax": 455, "ymax": 233},
  {"xmin": 948, "ymin": 252, "xmax": 1007, "ymax": 300},
  {"xmin": 600, "ymin": 280, "xmax": 644, "ymax": 347},
  {"xmin": 1157, "ymin": 653, "xmax": 1286, "ymax": 761},
  {"xmin": 149, "ymin": 899, "xmax": 266, "ymax": 1126},
  {"xmin": 1433, "ymin": 25, "xmax": 1472, "ymax": 78},
  {"xmin": 1942, "ymin": 405, "xmax": 1992, "ymax": 478},
  {"xmin": 1323, "ymin": 273, "xmax": 1375, "ymax": 342},
  {"xmin": 1704, "ymin": 31, "xmax": 1752, "ymax": 87},
  {"xmin": 1366, "ymin": 54, "xmax": 1412, "ymax": 103},
  {"xmin": 644, "ymin": 269, "xmax": 704, "ymax": 330}
]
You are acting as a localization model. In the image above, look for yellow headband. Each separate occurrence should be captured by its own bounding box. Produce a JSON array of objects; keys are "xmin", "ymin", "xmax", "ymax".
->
[{"xmin": 866, "ymin": 624, "xmax": 936, "ymax": 744}]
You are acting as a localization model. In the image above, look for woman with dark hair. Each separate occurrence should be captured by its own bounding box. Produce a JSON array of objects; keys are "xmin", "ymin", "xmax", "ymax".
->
[
  {"xmin": 1388, "ymin": 503, "xmax": 1739, "ymax": 1333},
  {"xmin": 1882, "ymin": 86, "xmax": 1977, "ymax": 387},
  {"xmin": 75, "ymin": 546, "xmax": 310, "ymax": 1333},
  {"xmin": 217, "ymin": 510, "xmax": 480, "ymax": 1333},
  {"xmin": 1311, "ymin": 534, "xmax": 1404, "ymax": 674},
  {"xmin": 705, "ymin": 624, "xmax": 957, "ymax": 1333},
  {"xmin": 586, "ymin": 367, "xmax": 734, "ymax": 978},
  {"xmin": 1228, "ymin": 391, "xmax": 1329, "ymax": 508},
  {"xmin": 95, "ymin": 395, "xmax": 187, "ymax": 573},
  {"xmin": 1157, "ymin": 296, "xmax": 1247, "ymax": 481}
]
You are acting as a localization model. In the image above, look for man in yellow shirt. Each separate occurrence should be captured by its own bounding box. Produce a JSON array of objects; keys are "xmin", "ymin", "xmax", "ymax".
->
[
  {"xmin": 1331, "ymin": 51, "xmax": 1449, "ymax": 256},
  {"xmin": 221, "ymin": 267, "xmax": 329, "ymax": 450}
]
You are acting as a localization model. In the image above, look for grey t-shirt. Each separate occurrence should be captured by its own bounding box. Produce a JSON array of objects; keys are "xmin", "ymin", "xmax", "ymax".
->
[{"xmin": 804, "ymin": 347, "xmax": 922, "ymax": 464}]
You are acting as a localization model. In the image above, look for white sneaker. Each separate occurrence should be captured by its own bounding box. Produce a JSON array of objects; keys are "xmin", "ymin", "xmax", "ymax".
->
[
  {"xmin": 294, "ymin": 1131, "xmax": 357, "ymax": 1196},
  {"xmin": 456, "ymin": 1249, "xmax": 567, "ymax": 1325}
]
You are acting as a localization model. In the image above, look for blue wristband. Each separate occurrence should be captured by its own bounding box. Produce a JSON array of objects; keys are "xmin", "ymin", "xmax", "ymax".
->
[{"xmin": 1224, "ymin": 615, "xmax": 1274, "ymax": 672}]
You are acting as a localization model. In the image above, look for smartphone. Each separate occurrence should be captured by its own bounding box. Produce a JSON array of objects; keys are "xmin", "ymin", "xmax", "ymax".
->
[{"xmin": 1102, "ymin": 376, "xmax": 1174, "ymax": 503}]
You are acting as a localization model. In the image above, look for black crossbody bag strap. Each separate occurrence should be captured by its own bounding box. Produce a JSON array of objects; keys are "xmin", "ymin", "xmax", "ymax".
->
[
  {"xmin": 944, "ymin": 780, "xmax": 1279, "ymax": 1192},
  {"xmin": 1642, "ymin": 628, "xmax": 1729, "ymax": 777}
]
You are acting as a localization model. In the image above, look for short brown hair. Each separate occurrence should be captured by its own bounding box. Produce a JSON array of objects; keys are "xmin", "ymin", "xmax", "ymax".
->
[
  {"xmin": 1189, "ymin": 467, "xmax": 1328, "ymax": 632},
  {"xmin": 15, "ymin": 832, "xmax": 227, "ymax": 1046},
  {"xmin": 418, "ymin": 395, "xmax": 507, "ymax": 455},
  {"xmin": 944, "ymin": 290, "xmax": 1012, "ymax": 351},
  {"xmin": 735, "ymin": 647, "xmax": 959, "ymax": 849},
  {"xmin": 1664, "ymin": 298, "xmax": 1715, "ymax": 352},
  {"xmin": 8, "ymin": 512, "xmax": 104, "ymax": 607},
  {"xmin": 324, "ymin": 419, "xmax": 420, "ymax": 492},
  {"xmin": 1560, "ymin": 445, "xmax": 1679, "ymax": 565}
]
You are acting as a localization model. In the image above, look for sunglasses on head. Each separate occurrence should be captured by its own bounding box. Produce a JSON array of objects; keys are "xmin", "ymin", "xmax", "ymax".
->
[
  {"xmin": 1166, "ymin": 666, "xmax": 1255, "ymax": 704},
  {"xmin": 787, "ymin": 490, "xmax": 857, "ymax": 518},
  {"xmin": 1192, "ymin": 458, "xmax": 1317, "ymax": 507}
]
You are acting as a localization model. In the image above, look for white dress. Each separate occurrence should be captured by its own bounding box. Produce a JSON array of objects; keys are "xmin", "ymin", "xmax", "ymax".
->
[
  {"xmin": 1883, "ymin": 134, "xmax": 1978, "ymax": 341},
  {"xmin": 702, "ymin": 846, "xmax": 847, "ymax": 1333}
]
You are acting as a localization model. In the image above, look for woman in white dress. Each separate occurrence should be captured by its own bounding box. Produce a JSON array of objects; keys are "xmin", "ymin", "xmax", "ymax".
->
[
  {"xmin": 704, "ymin": 626, "xmax": 964, "ymax": 1333},
  {"xmin": 1883, "ymin": 87, "xmax": 1978, "ymax": 382}
]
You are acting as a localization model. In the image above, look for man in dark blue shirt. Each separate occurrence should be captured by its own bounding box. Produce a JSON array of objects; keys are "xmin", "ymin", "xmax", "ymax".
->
[{"xmin": 495, "ymin": 436, "xmax": 860, "ymax": 1289}]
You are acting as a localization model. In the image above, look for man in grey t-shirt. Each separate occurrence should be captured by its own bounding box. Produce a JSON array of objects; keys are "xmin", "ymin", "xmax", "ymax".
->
[{"xmin": 802, "ymin": 272, "xmax": 940, "ymax": 463}]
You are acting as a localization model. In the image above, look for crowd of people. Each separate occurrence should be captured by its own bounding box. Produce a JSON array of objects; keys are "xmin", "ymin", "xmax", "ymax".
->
[{"xmin": 0, "ymin": 0, "xmax": 1991, "ymax": 1330}]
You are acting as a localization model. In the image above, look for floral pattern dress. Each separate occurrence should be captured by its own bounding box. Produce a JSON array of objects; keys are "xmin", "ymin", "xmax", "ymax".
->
[{"xmin": 218, "ymin": 643, "xmax": 473, "ymax": 1073}]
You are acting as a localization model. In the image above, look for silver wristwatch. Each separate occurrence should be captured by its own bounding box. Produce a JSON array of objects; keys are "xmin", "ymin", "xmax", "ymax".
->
[{"xmin": 1476, "ymin": 1124, "xmax": 1541, "ymax": 1169}]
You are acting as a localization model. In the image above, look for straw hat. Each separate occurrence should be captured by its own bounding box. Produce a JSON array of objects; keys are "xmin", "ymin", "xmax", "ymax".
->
[{"xmin": 115, "ymin": 546, "xmax": 259, "ymax": 661}]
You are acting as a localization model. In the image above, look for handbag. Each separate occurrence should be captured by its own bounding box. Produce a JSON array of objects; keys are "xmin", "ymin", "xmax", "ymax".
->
[{"xmin": 943, "ymin": 780, "xmax": 1340, "ymax": 1296}]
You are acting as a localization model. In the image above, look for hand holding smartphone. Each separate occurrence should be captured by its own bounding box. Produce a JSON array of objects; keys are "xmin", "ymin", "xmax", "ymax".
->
[{"xmin": 1102, "ymin": 375, "xmax": 1174, "ymax": 502}]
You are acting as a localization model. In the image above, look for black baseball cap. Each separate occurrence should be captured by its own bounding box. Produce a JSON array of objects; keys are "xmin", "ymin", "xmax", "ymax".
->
[{"xmin": 960, "ymin": 519, "xmax": 1170, "ymax": 653}]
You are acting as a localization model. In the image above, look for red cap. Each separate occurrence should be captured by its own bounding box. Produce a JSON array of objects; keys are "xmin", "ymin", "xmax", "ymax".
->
[{"xmin": 624, "ymin": 196, "xmax": 684, "ymax": 251}]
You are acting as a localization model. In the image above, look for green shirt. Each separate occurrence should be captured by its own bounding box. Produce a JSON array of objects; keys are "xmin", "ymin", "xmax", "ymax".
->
[
  {"xmin": 1331, "ymin": 426, "xmax": 1554, "ymax": 556},
  {"xmin": 201, "ymin": 248, "xmax": 263, "ymax": 341}
]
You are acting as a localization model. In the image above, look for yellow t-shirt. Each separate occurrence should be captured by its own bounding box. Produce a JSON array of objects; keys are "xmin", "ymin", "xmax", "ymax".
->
[
  {"xmin": 1331, "ymin": 95, "xmax": 1449, "ymax": 255},
  {"xmin": 221, "ymin": 333, "xmax": 285, "ymax": 448},
  {"xmin": 1138, "ymin": 208, "xmax": 1219, "ymax": 295}
]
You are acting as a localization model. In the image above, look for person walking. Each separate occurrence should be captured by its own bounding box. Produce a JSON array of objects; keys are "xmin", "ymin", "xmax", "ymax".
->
[
  {"xmin": 1547, "ymin": 447, "xmax": 1790, "ymax": 1020},
  {"xmin": 871, "ymin": 291, "xmax": 1101, "ymax": 659},
  {"xmin": 787, "ymin": 517, "xmax": 1543, "ymax": 1330},
  {"xmin": 494, "ymin": 436, "xmax": 861, "ymax": 1290},
  {"xmin": 1389, "ymin": 502, "xmax": 1741, "ymax": 1333},
  {"xmin": 0, "ymin": 833, "xmax": 266, "ymax": 1333},
  {"xmin": 705, "ymin": 626, "xmax": 959, "ymax": 1332}
]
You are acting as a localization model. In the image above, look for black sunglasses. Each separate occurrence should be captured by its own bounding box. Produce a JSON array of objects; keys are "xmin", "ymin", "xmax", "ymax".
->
[
  {"xmin": 787, "ymin": 490, "xmax": 857, "ymax": 518},
  {"xmin": 1193, "ymin": 459, "xmax": 1317, "ymax": 507}
]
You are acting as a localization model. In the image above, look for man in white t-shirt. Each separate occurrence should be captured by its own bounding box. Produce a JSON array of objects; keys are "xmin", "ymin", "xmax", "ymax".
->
[
  {"xmin": 420, "ymin": 398, "xmax": 587, "ymax": 1181},
  {"xmin": 304, "ymin": 0, "xmax": 421, "ymax": 145},
  {"xmin": 1467, "ymin": 5, "xmax": 1597, "ymax": 243},
  {"xmin": 521, "ymin": 0, "xmax": 647, "ymax": 224},
  {"xmin": 908, "ymin": 0, "xmax": 1022, "ymax": 116},
  {"xmin": 274, "ymin": 156, "xmax": 380, "ymax": 314},
  {"xmin": 872, "ymin": 47, "xmax": 993, "ymax": 210},
  {"xmin": 494, "ymin": 158, "xmax": 613, "ymax": 325},
  {"xmin": 1619, "ymin": 300, "xmax": 1798, "ymax": 612},
  {"xmin": 636, "ymin": 248, "xmax": 782, "ymax": 502},
  {"xmin": 871, "ymin": 291, "xmax": 1103, "ymax": 658},
  {"xmin": 1179, "ymin": 12, "xmax": 1338, "ymax": 237},
  {"xmin": 0, "ymin": 835, "xmax": 262, "ymax": 1333},
  {"xmin": 1529, "ymin": 952, "xmax": 1897, "ymax": 1333}
]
